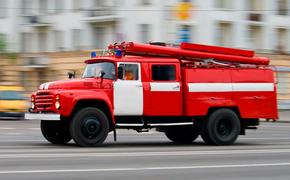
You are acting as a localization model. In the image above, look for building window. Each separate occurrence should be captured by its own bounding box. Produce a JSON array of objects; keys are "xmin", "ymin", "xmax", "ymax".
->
[
  {"xmin": 215, "ymin": 23, "xmax": 232, "ymax": 46},
  {"xmin": 178, "ymin": 25, "xmax": 191, "ymax": 43},
  {"xmin": 72, "ymin": 29, "xmax": 81, "ymax": 50},
  {"xmin": 0, "ymin": 0, "xmax": 7, "ymax": 18},
  {"xmin": 248, "ymin": 25, "xmax": 263, "ymax": 50},
  {"xmin": 139, "ymin": 24, "xmax": 150, "ymax": 43},
  {"xmin": 72, "ymin": 0, "xmax": 82, "ymax": 11},
  {"xmin": 93, "ymin": 27, "xmax": 105, "ymax": 49},
  {"xmin": 140, "ymin": 0, "xmax": 151, "ymax": 6},
  {"xmin": 21, "ymin": 32, "xmax": 32, "ymax": 52},
  {"xmin": 94, "ymin": 0, "xmax": 103, "ymax": 7},
  {"xmin": 54, "ymin": 31, "xmax": 64, "ymax": 51},
  {"xmin": 215, "ymin": 0, "xmax": 232, "ymax": 9},
  {"xmin": 277, "ymin": 0, "xmax": 288, "ymax": 15},
  {"xmin": 55, "ymin": 0, "xmax": 64, "ymax": 13},
  {"xmin": 152, "ymin": 65, "xmax": 176, "ymax": 81},
  {"xmin": 39, "ymin": 32, "xmax": 48, "ymax": 52},
  {"xmin": 22, "ymin": 0, "xmax": 32, "ymax": 16},
  {"xmin": 276, "ymin": 28, "xmax": 288, "ymax": 53},
  {"xmin": 39, "ymin": 0, "xmax": 48, "ymax": 14}
]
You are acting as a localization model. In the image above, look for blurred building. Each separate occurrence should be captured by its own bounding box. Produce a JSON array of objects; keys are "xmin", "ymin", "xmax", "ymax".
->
[
  {"xmin": 0, "ymin": 0, "xmax": 290, "ymax": 108},
  {"xmin": 0, "ymin": 0, "xmax": 288, "ymax": 52}
]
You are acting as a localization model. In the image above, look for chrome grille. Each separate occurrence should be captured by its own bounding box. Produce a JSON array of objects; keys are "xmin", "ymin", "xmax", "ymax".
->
[{"xmin": 35, "ymin": 92, "xmax": 53, "ymax": 111}]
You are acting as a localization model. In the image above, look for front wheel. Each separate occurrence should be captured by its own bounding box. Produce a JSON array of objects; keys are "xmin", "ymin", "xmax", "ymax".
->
[
  {"xmin": 201, "ymin": 108, "xmax": 241, "ymax": 145},
  {"xmin": 164, "ymin": 126, "xmax": 199, "ymax": 144},
  {"xmin": 41, "ymin": 120, "xmax": 72, "ymax": 145},
  {"xmin": 70, "ymin": 107, "xmax": 109, "ymax": 147}
]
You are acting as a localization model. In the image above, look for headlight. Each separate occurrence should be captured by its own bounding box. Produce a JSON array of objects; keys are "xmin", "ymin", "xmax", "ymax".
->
[
  {"xmin": 31, "ymin": 96, "xmax": 35, "ymax": 109},
  {"xmin": 55, "ymin": 101, "xmax": 60, "ymax": 110},
  {"xmin": 55, "ymin": 94, "xmax": 60, "ymax": 110},
  {"xmin": 56, "ymin": 94, "xmax": 60, "ymax": 101},
  {"xmin": 31, "ymin": 102, "xmax": 35, "ymax": 109}
]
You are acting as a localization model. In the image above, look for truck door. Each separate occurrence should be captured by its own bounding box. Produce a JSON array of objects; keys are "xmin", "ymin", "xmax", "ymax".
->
[
  {"xmin": 146, "ymin": 63, "xmax": 182, "ymax": 116},
  {"xmin": 113, "ymin": 62, "xmax": 143, "ymax": 116}
]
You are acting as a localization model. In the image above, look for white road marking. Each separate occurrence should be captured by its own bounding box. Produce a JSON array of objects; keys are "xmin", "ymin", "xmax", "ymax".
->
[
  {"xmin": 0, "ymin": 128, "xmax": 15, "ymax": 130},
  {"xmin": 260, "ymin": 125, "xmax": 290, "ymax": 128},
  {"xmin": 2, "ymin": 133, "xmax": 24, "ymax": 135},
  {"xmin": 0, "ymin": 162, "xmax": 290, "ymax": 174},
  {"xmin": 28, "ymin": 128, "xmax": 40, "ymax": 130},
  {"xmin": 240, "ymin": 137, "xmax": 290, "ymax": 140},
  {"xmin": 1, "ymin": 148, "xmax": 290, "ymax": 159}
]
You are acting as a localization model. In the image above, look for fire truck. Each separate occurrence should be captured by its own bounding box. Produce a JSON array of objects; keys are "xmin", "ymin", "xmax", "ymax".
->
[{"xmin": 25, "ymin": 42, "xmax": 278, "ymax": 147}]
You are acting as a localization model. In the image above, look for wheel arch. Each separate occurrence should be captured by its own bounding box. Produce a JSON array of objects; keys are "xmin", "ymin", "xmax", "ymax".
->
[
  {"xmin": 206, "ymin": 106, "xmax": 245, "ymax": 135},
  {"xmin": 71, "ymin": 99, "xmax": 114, "ymax": 131},
  {"xmin": 207, "ymin": 106, "xmax": 241, "ymax": 118}
]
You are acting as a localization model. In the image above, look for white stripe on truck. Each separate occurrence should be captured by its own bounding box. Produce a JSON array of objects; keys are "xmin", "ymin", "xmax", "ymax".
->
[
  {"xmin": 150, "ymin": 82, "xmax": 180, "ymax": 92},
  {"xmin": 188, "ymin": 83, "xmax": 274, "ymax": 92}
]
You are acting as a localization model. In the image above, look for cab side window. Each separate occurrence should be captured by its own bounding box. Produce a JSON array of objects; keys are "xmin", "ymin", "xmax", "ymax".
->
[
  {"xmin": 119, "ymin": 64, "xmax": 139, "ymax": 80},
  {"xmin": 152, "ymin": 65, "xmax": 176, "ymax": 81}
]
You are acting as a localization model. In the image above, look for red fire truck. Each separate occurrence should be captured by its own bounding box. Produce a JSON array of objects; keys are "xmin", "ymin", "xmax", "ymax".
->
[{"xmin": 25, "ymin": 42, "xmax": 278, "ymax": 147}]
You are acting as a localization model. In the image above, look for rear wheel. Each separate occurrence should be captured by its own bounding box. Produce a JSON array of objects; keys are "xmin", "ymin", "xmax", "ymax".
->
[
  {"xmin": 41, "ymin": 120, "xmax": 72, "ymax": 145},
  {"xmin": 164, "ymin": 126, "xmax": 199, "ymax": 144},
  {"xmin": 201, "ymin": 108, "xmax": 240, "ymax": 145},
  {"xmin": 70, "ymin": 107, "xmax": 109, "ymax": 147}
]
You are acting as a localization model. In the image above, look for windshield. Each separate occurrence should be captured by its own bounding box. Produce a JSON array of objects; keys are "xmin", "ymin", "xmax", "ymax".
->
[
  {"xmin": 83, "ymin": 62, "xmax": 116, "ymax": 79},
  {"xmin": 0, "ymin": 91, "xmax": 25, "ymax": 100}
]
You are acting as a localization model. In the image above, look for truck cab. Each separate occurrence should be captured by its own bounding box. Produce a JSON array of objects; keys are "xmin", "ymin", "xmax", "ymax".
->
[{"xmin": 25, "ymin": 42, "xmax": 278, "ymax": 147}]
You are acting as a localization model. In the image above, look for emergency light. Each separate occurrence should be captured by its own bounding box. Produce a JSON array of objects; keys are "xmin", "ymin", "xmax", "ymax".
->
[
  {"xmin": 115, "ymin": 49, "xmax": 122, "ymax": 58},
  {"xmin": 91, "ymin": 52, "xmax": 97, "ymax": 58}
]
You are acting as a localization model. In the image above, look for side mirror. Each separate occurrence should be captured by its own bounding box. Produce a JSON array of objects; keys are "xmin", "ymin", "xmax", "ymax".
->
[
  {"xmin": 67, "ymin": 71, "xmax": 75, "ymax": 79},
  {"xmin": 117, "ymin": 66, "xmax": 123, "ymax": 79},
  {"xmin": 99, "ymin": 70, "xmax": 106, "ymax": 78}
]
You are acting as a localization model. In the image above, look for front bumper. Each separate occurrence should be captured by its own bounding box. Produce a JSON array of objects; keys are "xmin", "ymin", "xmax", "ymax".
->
[{"xmin": 24, "ymin": 113, "xmax": 60, "ymax": 121}]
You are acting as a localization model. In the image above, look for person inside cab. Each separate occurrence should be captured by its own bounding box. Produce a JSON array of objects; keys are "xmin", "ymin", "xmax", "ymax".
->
[{"xmin": 124, "ymin": 69, "xmax": 135, "ymax": 80}]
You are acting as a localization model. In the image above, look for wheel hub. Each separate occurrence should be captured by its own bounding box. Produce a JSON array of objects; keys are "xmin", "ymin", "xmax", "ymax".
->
[
  {"xmin": 81, "ymin": 118, "xmax": 101, "ymax": 139},
  {"xmin": 217, "ymin": 119, "xmax": 232, "ymax": 137}
]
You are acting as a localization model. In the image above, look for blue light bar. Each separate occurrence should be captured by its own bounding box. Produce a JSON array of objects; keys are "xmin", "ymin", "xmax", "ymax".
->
[
  {"xmin": 115, "ymin": 49, "xmax": 122, "ymax": 57},
  {"xmin": 91, "ymin": 52, "xmax": 97, "ymax": 58}
]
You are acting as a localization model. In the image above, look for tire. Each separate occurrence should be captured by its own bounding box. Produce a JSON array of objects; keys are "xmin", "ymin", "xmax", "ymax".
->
[
  {"xmin": 41, "ymin": 120, "xmax": 72, "ymax": 145},
  {"xmin": 164, "ymin": 126, "xmax": 199, "ymax": 144},
  {"xmin": 70, "ymin": 107, "xmax": 109, "ymax": 147},
  {"xmin": 201, "ymin": 109, "xmax": 240, "ymax": 145}
]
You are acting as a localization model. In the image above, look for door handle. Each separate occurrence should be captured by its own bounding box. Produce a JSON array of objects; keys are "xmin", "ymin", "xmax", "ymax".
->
[
  {"xmin": 173, "ymin": 85, "xmax": 180, "ymax": 89},
  {"xmin": 136, "ymin": 84, "xmax": 142, "ymax": 88}
]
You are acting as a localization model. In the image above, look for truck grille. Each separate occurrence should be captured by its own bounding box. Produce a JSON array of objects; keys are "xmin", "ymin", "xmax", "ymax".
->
[{"xmin": 35, "ymin": 92, "xmax": 54, "ymax": 111}]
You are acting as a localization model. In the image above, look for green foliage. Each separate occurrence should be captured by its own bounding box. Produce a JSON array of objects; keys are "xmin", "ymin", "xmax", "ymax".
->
[
  {"xmin": 6, "ymin": 52, "xmax": 18, "ymax": 60},
  {"xmin": 0, "ymin": 34, "xmax": 6, "ymax": 53}
]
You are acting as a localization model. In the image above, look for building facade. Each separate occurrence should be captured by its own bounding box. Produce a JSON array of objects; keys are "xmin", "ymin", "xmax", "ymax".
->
[{"xmin": 1, "ymin": 0, "xmax": 290, "ymax": 52}]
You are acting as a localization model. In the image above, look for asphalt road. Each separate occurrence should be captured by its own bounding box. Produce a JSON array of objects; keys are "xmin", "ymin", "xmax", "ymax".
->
[{"xmin": 0, "ymin": 120, "xmax": 290, "ymax": 180}]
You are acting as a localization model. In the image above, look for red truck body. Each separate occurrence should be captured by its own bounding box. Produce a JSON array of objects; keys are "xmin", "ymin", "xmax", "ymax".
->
[{"xmin": 25, "ymin": 42, "xmax": 278, "ymax": 147}]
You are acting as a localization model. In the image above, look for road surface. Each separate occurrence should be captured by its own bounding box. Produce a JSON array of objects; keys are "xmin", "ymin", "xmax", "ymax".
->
[{"xmin": 0, "ymin": 120, "xmax": 290, "ymax": 180}]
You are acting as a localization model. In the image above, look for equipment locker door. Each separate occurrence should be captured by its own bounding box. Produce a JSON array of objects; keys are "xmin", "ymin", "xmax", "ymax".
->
[
  {"xmin": 146, "ymin": 63, "xmax": 182, "ymax": 116},
  {"xmin": 113, "ymin": 63, "xmax": 143, "ymax": 116}
]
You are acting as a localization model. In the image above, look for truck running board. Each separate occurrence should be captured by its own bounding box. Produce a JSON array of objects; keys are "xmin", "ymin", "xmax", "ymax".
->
[{"xmin": 116, "ymin": 122, "xmax": 194, "ymax": 128}]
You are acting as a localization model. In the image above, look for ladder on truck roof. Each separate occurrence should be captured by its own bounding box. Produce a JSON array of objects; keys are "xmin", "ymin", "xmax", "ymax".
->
[{"xmin": 108, "ymin": 42, "xmax": 270, "ymax": 66}]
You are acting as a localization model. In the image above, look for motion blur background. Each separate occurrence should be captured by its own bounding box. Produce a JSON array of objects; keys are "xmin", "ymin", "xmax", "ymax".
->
[{"xmin": 0, "ymin": 0, "xmax": 290, "ymax": 110}]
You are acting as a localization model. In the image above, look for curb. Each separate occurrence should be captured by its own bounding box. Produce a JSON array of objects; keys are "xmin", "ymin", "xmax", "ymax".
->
[{"xmin": 260, "ymin": 120, "xmax": 290, "ymax": 124}]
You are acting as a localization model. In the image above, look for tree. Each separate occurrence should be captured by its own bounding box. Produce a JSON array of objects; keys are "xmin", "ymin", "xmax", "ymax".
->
[{"xmin": 0, "ymin": 34, "xmax": 6, "ymax": 53}]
